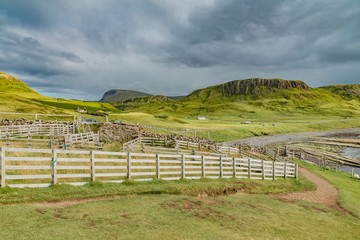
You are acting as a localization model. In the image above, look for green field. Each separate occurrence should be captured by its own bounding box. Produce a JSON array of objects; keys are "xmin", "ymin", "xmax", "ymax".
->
[
  {"xmin": 109, "ymin": 81, "xmax": 360, "ymax": 141},
  {"xmin": 1, "ymin": 72, "xmax": 360, "ymax": 142},
  {"xmin": 109, "ymin": 112, "xmax": 360, "ymax": 141},
  {"xmin": 0, "ymin": 165, "xmax": 359, "ymax": 239},
  {"xmin": 1, "ymin": 73, "xmax": 360, "ymax": 239}
]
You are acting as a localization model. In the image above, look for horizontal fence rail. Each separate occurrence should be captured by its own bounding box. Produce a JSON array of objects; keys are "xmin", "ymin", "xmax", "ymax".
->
[
  {"xmin": 0, "ymin": 146, "xmax": 298, "ymax": 188},
  {"xmin": 0, "ymin": 124, "xmax": 74, "ymax": 139},
  {"xmin": 64, "ymin": 132, "xmax": 100, "ymax": 146}
]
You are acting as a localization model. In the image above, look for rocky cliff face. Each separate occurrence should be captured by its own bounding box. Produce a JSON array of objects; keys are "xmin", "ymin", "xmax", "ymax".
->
[{"xmin": 218, "ymin": 78, "xmax": 310, "ymax": 96}]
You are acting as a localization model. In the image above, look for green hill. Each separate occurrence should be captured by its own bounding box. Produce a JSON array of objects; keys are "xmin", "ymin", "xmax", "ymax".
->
[
  {"xmin": 100, "ymin": 89, "xmax": 152, "ymax": 102},
  {"xmin": 0, "ymin": 72, "xmax": 40, "ymax": 95},
  {"xmin": 0, "ymin": 72, "xmax": 118, "ymax": 115},
  {"xmin": 116, "ymin": 78, "xmax": 360, "ymax": 119},
  {"xmin": 320, "ymin": 84, "xmax": 360, "ymax": 100}
]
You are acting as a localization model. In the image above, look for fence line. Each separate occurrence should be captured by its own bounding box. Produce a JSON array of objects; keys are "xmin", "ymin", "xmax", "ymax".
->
[
  {"xmin": 0, "ymin": 124, "xmax": 75, "ymax": 139},
  {"xmin": 0, "ymin": 146, "xmax": 298, "ymax": 188},
  {"xmin": 0, "ymin": 112, "xmax": 75, "ymax": 121},
  {"xmin": 64, "ymin": 132, "xmax": 100, "ymax": 147}
]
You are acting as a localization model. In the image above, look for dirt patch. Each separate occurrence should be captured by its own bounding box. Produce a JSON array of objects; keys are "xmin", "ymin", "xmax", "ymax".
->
[
  {"xmin": 32, "ymin": 195, "xmax": 123, "ymax": 209},
  {"xmin": 161, "ymin": 198, "xmax": 234, "ymax": 221}
]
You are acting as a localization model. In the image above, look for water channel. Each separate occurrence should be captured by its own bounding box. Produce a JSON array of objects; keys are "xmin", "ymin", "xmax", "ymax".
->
[{"xmin": 339, "ymin": 147, "xmax": 360, "ymax": 175}]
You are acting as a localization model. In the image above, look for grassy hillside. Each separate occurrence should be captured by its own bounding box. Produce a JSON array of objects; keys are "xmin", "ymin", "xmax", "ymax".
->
[
  {"xmin": 1, "ymin": 73, "xmax": 359, "ymax": 141},
  {"xmin": 0, "ymin": 72, "xmax": 119, "ymax": 115},
  {"xmin": 122, "ymin": 79, "xmax": 360, "ymax": 118},
  {"xmin": 109, "ymin": 78, "xmax": 360, "ymax": 141},
  {"xmin": 321, "ymin": 84, "xmax": 360, "ymax": 100}
]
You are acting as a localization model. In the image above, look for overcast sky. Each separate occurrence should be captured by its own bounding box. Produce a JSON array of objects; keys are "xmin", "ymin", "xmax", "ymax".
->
[{"xmin": 1, "ymin": 0, "xmax": 359, "ymax": 100}]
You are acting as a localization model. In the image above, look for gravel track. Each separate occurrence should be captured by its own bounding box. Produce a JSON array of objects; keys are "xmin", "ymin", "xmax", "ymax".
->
[{"xmin": 224, "ymin": 127, "xmax": 360, "ymax": 147}]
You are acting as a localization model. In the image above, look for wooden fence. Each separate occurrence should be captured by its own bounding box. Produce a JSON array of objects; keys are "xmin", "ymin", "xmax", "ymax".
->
[
  {"xmin": 0, "ymin": 112, "xmax": 75, "ymax": 121},
  {"xmin": 217, "ymin": 146, "xmax": 240, "ymax": 154},
  {"xmin": 64, "ymin": 132, "xmax": 100, "ymax": 147},
  {"xmin": 0, "ymin": 124, "xmax": 75, "ymax": 139},
  {"xmin": 0, "ymin": 146, "xmax": 298, "ymax": 188}
]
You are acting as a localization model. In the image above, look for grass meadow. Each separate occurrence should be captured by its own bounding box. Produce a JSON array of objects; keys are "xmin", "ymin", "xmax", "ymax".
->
[{"xmin": 0, "ymin": 164, "xmax": 359, "ymax": 239}]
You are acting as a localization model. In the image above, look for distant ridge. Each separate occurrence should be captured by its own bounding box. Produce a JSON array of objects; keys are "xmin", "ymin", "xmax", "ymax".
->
[
  {"xmin": 100, "ymin": 89, "xmax": 152, "ymax": 102},
  {"xmin": 219, "ymin": 78, "xmax": 310, "ymax": 96}
]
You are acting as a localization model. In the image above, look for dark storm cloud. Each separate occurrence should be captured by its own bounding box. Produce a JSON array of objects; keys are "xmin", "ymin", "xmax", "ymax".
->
[
  {"xmin": 0, "ymin": 0, "xmax": 359, "ymax": 99},
  {"xmin": 153, "ymin": 0, "xmax": 360, "ymax": 68},
  {"xmin": 0, "ymin": 27, "xmax": 83, "ymax": 77}
]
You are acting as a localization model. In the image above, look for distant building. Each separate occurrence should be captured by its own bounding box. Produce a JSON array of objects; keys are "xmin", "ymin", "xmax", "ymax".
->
[
  {"xmin": 77, "ymin": 107, "xmax": 87, "ymax": 113},
  {"xmin": 197, "ymin": 116, "xmax": 206, "ymax": 120}
]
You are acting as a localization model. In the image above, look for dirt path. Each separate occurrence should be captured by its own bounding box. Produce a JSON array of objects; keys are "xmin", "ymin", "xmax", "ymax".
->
[
  {"xmin": 277, "ymin": 168, "xmax": 360, "ymax": 217},
  {"xmin": 278, "ymin": 168, "xmax": 339, "ymax": 208}
]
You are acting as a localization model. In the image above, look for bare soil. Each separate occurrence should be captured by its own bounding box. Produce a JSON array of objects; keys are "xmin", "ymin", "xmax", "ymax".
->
[
  {"xmin": 32, "ymin": 195, "xmax": 124, "ymax": 209},
  {"xmin": 278, "ymin": 168, "xmax": 338, "ymax": 208},
  {"xmin": 278, "ymin": 168, "xmax": 358, "ymax": 217}
]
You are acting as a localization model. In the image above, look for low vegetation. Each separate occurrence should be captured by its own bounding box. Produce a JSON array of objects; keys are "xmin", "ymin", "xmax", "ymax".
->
[{"xmin": 0, "ymin": 166, "xmax": 359, "ymax": 239}]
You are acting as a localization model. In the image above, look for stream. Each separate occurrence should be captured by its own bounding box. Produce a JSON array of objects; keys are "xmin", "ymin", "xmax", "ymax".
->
[{"xmin": 339, "ymin": 147, "xmax": 360, "ymax": 175}]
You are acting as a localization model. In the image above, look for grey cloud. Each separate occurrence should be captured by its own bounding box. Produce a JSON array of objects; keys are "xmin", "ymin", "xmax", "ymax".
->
[
  {"xmin": 0, "ymin": 27, "xmax": 83, "ymax": 77},
  {"xmin": 152, "ymin": 0, "xmax": 360, "ymax": 68},
  {"xmin": 0, "ymin": 0, "xmax": 359, "ymax": 100}
]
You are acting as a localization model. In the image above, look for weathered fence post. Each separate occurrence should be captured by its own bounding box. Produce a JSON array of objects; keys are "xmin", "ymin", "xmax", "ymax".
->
[
  {"xmin": 248, "ymin": 159, "xmax": 251, "ymax": 179},
  {"xmin": 233, "ymin": 157, "xmax": 236, "ymax": 178},
  {"xmin": 51, "ymin": 149, "xmax": 57, "ymax": 184},
  {"xmin": 201, "ymin": 156, "xmax": 205, "ymax": 178},
  {"xmin": 295, "ymin": 164, "xmax": 299, "ymax": 179},
  {"xmin": 1, "ymin": 147, "xmax": 5, "ymax": 188},
  {"xmin": 220, "ymin": 156, "xmax": 223, "ymax": 178},
  {"xmin": 181, "ymin": 154, "xmax": 186, "ymax": 179},
  {"xmin": 91, "ymin": 150, "xmax": 95, "ymax": 182},
  {"xmin": 284, "ymin": 162, "xmax": 287, "ymax": 179},
  {"xmin": 262, "ymin": 160, "xmax": 265, "ymax": 180},
  {"xmin": 127, "ymin": 152, "xmax": 132, "ymax": 180},
  {"xmin": 272, "ymin": 161, "xmax": 276, "ymax": 180},
  {"xmin": 156, "ymin": 153, "xmax": 160, "ymax": 179}
]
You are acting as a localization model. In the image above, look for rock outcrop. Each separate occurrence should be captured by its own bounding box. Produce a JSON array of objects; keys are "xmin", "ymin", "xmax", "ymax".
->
[
  {"xmin": 219, "ymin": 78, "xmax": 310, "ymax": 96},
  {"xmin": 99, "ymin": 123, "xmax": 141, "ymax": 142}
]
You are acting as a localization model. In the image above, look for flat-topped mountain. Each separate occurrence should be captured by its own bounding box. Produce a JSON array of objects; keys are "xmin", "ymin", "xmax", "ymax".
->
[
  {"xmin": 219, "ymin": 78, "xmax": 310, "ymax": 96},
  {"xmin": 100, "ymin": 89, "xmax": 152, "ymax": 102}
]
